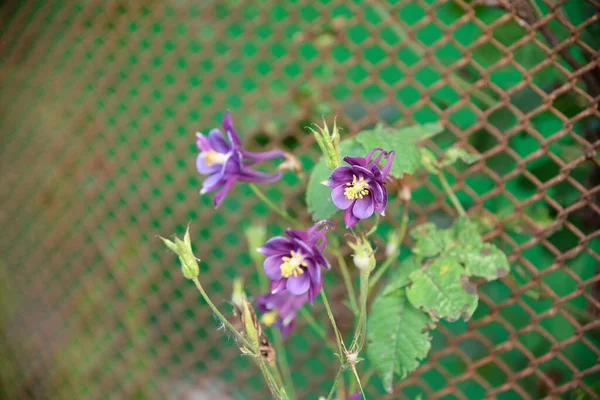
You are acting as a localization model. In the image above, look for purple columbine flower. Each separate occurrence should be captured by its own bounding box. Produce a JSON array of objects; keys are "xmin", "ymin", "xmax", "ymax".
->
[
  {"xmin": 255, "ymin": 290, "xmax": 308, "ymax": 338},
  {"xmin": 258, "ymin": 220, "xmax": 333, "ymax": 303},
  {"xmin": 347, "ymin": 393, "xmax": 361, "ymax": 400},
  {"xmin": 324, "ymin": 148, "xmax": 395, "ymax": 228},
  {"xmin": 196, "ymin": 111, "xmax": 286, "ymax": 208}
]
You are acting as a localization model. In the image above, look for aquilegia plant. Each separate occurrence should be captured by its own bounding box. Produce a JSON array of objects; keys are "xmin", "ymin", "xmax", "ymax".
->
[{"xmin": 161, "ymin": 113, "xmax": 510, "ymax": 399}]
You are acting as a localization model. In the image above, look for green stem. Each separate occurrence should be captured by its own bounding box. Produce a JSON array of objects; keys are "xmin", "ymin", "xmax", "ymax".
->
[
  {"xmin": 368, "ymin": 203, "xmax": 409, "ymax": 292},
  {"xmin": 321, "ymin": 289, "xmax": 345, "ymax": 360},
  {"xmin": 191, "ymin": 278, "xmax": 254, "ymax": 350},
  {"xmin": 249, "ymin": 183, "xmax": 301, "ymax": 227},
  {"xmin": 331, "ymin": 246, "xmax": 359, "ymax": 315},
  {"xmin": 272, "ymin": 329, "xmax": 296, "ymax": 400},
  {"xmin": 326, "ymin": 367, "xmax": 344, "ymax": 400},
  {"xmin": 350, "ymin": 271, "xmax": 369, "ymax": 353},
  {"xmin": 366, "ymin": 213, "xmax": 380, "ymax": 237},
  {"xmin": 437, "ymin": 171, "xmax": 466, "ymax": 217},
  {"xmin": 258, "ymin": 356, "xmax": 287, "ymax": 399}
]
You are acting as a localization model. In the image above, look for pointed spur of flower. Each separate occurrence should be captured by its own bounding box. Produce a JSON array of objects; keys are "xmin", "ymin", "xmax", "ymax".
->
[
  {"xmin": 255, "ymin": 289, "xmax": 308, "ymax": 338},
  {"xmin": 324, "ymin": 148, "xmax": 395, "ymax": 228},
  {"xmin": 258, "ymin": 220, "xmax": 333, "ymax": 303},
  {"xmin": 196, "ymin": 111, "xmax": 286, "ymax": 208}
]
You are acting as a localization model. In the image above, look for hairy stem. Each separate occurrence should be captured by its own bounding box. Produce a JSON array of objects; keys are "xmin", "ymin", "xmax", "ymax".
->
[
  {"xmin": 321, "ymin": 289, "xmax": 345, "ymax": 360},
  {"xmin": 272, "ymin": 329, "xmax": 296, "ymax": 400},
  {"xmin": 330, "ymin": 243, "xmax": 359, "ymax": 315},
  {"xmin": 191, "ymin": 278, "xmax": 254, "ymax": 350},
  {"xmin": 368, "ymin": 203, "xmax": 410, "ymax": 292}
]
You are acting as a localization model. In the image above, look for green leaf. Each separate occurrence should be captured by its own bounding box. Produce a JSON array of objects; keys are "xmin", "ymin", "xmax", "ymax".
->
[
  {"xmin": 305, "ymin": 138, "xmax": 365, "ymax": 221},
  {"xmin": 441, "ymin": 146, "xmax": 481, "ymax": 166},
  {"xmin": 450, "ymin": 243, "xmax": 510, "ymax": 281},
  {"xmin": 411, "ymin": 223, "xmax": 454, "ymax": 258},
  {"xmin": 367, "ymin": 290, "xmax": 434, "ymax": 393},
  {"xmin": 355, "ymin": 124, "xmax": 442, "ymax": 178},
  {"xmin": 381, "ymin": 256, "xmax": 421, "ymax": 295},
  {"xmin": 406, "ymin": 257, "xmax": 478, "ymax": 321}
]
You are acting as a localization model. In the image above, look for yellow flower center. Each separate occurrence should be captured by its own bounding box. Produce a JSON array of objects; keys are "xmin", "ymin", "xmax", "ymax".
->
[
  {"xmin": 261, "ymin": 310, "xmax": 278, "ymax": 327},
  {"xmin": 202, "ymin": 149, "xmax": 229, "ymax": 166},
  {"xmin": 344, "ymin": 175, "xmax": 370, "ymax": 200},
  {"xmin": 280, "ymin": 250, "xmax": 307, "ymax": 278}
]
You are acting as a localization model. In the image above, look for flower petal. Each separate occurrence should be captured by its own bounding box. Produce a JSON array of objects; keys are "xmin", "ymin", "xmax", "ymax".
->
[
  {"xmin": 286, "ymin": 273, "xmax": 310, "ymax": 295},
  {"xmin": 270, "ymin": 279, "xmax": 286, "ymax": 294},
  {"xmin": 196, "ymin": 153, "xmax": 220, "ymax": 175},
  {"xmin": 196, "ymin": 133, "xmax": 211, "ymax": 152},
  {"xmin": 207, "ymin": 129, "xmax": 229, "ymax": 153},
  {"xmin": 222, "ymin": 111, "xmax": 242, "ymax": 147},
  {"xmin": 200, "ymin": 173, "xmax": 222, "ymax": 194},
  {"xmin": 344, "ymin": 207, "xmax": 360, "ymax": 228},
  {"xmin": 329, "ymin": 166, "xmax": 354, "ymax": 183},
  {"xmin": 259, "ymin": 237, "xmax": 293, "ymax": 255},
  {"xmin": 213, "ymin": 178, "xmax": 236, "ymax": 208},
  {"xmin": 331, "ymin": 185, "xmax": 354, "ymax": 210},
  {"xmin": 264, "ymin": 255, "xmax": 283, "ymax": 280},
  {"xmin": 353, "ymin": 197, "xmax": 375, "ymax": 219}
]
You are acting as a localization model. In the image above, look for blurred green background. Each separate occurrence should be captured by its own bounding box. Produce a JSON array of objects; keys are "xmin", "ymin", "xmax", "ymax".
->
[{"xmin": 1, "ymin": 0, "xmax": 599, "ymax": 399}]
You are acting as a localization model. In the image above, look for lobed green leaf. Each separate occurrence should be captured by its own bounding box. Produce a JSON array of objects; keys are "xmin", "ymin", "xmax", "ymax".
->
[{"xmin": 367, "ymin": 289, "xmax": 434, "ymax": 393}]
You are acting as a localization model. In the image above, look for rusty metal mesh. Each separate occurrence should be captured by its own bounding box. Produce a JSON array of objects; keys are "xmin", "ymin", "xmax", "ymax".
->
[{"xmin": 1, "ymin": 0, "xmax": 599, "ymax": 399}]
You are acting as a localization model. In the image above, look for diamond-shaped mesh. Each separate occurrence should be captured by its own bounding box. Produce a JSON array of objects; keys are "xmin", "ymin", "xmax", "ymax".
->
[{"xmin": 1, "ymin": 0, "xmax": 599, "ymax": 399}]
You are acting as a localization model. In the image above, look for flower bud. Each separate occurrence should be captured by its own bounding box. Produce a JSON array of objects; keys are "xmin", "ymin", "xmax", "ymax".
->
[
  {"xmin": 307, "ymin": 117, "xmax": 341, "ymax": 169},
  {"xmin": 161, "ymin": 227, "xmax": 200, "ymax": 280},
  {"xmin": 385, "ymin": 231, "xmax": 401, "ymax": 258},
  {"xmin": 277, "ymin": 152, "xmax": 303, "ymax": 176},
  {"xmin": 348, "ymin": 235, "xmax": 375, "ymax": 272}
]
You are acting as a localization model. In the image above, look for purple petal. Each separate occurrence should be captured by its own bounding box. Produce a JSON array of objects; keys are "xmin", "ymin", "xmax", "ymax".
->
[
  {"xmin": 242, "ymin": 149, "xmax": 286, "ymax": 164},
  {"xmin": 200, "ymin": 173, "xmax": 222, "ymax": 194},
  {"xmin": 207, "ymin": 129, "xmax": 230, "ymax": 153},
  {"xmin": 196, "ymin": 154, "xmax": 221, "ymax": 175},
  {"xmin": 196, "ymin": 133, "xmax": 211, "ymax": 152},
  {"xmin": 222, "ymin": 111, "xmax": 242, "ymax": 147},
  {"xmin": 343, "ymin": 155, "xmax": 368, "ymax": 167},
  {"xmin": 259, "ymin": 237, "xmax": 293, "ymax": 255},
  {"xmin": 307, "ymin": 262, "xmax": 322, "ymax": 288},
  {"xmin": 374, "ymin": 186, "xmax": 387, "ymax": 214},
  {"xmin": 270, "ymin": 279, "xmax": 286, "ymax": 294},
  {"xmin": 264, "ymin": 255, "xmax": 283, "ymax": 280},
  {"xmin": 213, "ymin": 178, "xmax": 236, "ymax": 208},
  {"xmin": 331, "ymin": 185, "xmax": 354, "ymax": 210},
  {"xmin": 286, "ymin": 273, "xmax": 310, "ymax": 295},
  {"xmin": 344, "ymin": 208, "xmax": 360, "ymax": 228},
  {"xmin": 353, "ymin": 197, "xmax": 375, "ymax": 219},
  {"xmin": 381, "ymin": 150, "xmax": 395, "ymax": 178},
  {"xmin": 279, "ymin": 319, "xmax": 295, "ymax": 338},
  {"xmin": 238, "ymin": 167, "xmax": 282, "ymax": 183},
  {"xmin": 347, "ymin": 392, "xmax": 361, "ymax": 400},
  {"xmin": 330, "ymin": 166, "xmax": 354, "ymax": 183}
]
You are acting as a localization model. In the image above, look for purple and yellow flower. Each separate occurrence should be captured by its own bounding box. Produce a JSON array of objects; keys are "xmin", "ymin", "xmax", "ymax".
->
[
  {"xmin": 255, "ymin": 290, "xmax": 308, "ymax": 337},
  {"xmin": 324, "ymin": 148, "xmax": 395, "ymax": 228},
  {"xmin": 196, "ymin": 111, "xmax": 286, "ymax": 207},
  {"xmin": 259, "ymin": 220, "xmax": 333, "ymax": 303}
]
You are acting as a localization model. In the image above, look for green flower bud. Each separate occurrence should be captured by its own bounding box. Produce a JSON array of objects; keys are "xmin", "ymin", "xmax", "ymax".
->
[
  {"xmin": 348, "ymin": 235, "xmax": 375, "ymax": 272},
  {"xmin": 385, "ymin": 230, "xmax": 401, "ymax": 259},
  {"xmin": 161, "ymin": 227, "xmax": 200, "ymax": 280},
  {"xmin": 307, "ymin": 117, "xmax": 341, "ymax": 170}
]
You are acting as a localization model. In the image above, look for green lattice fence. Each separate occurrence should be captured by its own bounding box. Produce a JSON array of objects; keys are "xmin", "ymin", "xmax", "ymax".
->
[{"xmin": 1, "ymin": 0, "xmax": 599, "ymax": 399}]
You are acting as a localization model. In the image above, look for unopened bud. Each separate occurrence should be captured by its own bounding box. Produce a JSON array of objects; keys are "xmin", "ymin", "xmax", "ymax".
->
[
  {"xmin": 385, "ymin": 231, "xmax": 401, "ymax": 258},
  {"xmin": 399, "ymin": 184, "xmax": 411, "ymax": 202},
  {"xmin": 161, "ymin": 227, "xmax": 200, "ymax": 280},
  {"xmin": 307, "ymin": 117, "xmax": 341, "ymax": 169},
  {"xmin": 278, "ymin": 152, "xmax": 303, "ymax": 176},
  {"xmin": 348, "ymin": 235, "xmax": 375, "ymax": 272}
]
